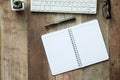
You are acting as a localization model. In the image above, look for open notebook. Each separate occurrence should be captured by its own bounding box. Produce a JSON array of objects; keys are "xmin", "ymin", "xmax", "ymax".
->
[{"xmin": 41, "ymin": 20, "xmax": 109, "ymax": 75}]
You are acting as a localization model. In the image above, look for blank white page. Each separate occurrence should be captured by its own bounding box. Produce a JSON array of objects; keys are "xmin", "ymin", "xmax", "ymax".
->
[
  {"xmin": 71, "ymin": 20, "xmax": 109, "ymax": 67},
  {"xmin": 41, "ymin": 29, "xmax": 79, "ymax": 75}
]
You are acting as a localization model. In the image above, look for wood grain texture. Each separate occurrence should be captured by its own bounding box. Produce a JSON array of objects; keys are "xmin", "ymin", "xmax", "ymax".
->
[
  {"xmin": 44, "ymin": 13, "xmax": 84, "ymax": 80},
  {"xmin": 0, "ymin": 0, "xmax": 120, "ymax": 80},
  {"xmin": 28, "ymin": 13, "xmax": 49, "ymax": 80},
  {"xmin": 0, "ymin": 3, "xmax": 1, "ymax": 80},
  {"xmin": 81, "ymin": 0, "xmax": 110, "ymax": 80},
  {"xmin": 0, "ymin": 0, "xmax": 28, "ymax": 80},
  {"xmin": 110, "ymin": 0, "xmax": 120, "ymax": 80},
  {"xmin": 27, "ymin": 0, "xmax": 49, "ymax": 79}
]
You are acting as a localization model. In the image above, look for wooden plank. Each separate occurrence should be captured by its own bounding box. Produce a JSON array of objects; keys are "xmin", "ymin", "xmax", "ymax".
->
[
  {"xmin": 0, "ymin": 3, "xmax": 1, "ymax": 80},
  {"xmin": 0, "ymin": 1, "xmax": 28, "ymax": 80},
  {"xmin": 80, "ymin": 0, "xmax": 110, "ymax": 80},
  {"xmin": 46, "ymin": 14, "xmax": 83, "ymax": 80},
  {"xmin": 110, "ymin": 0, "xmax": 120, "ymax": 80},
  {"xmin": 28, "ymin": 12, "xmax": 49, "ymax": 80},
  {"xmin": 0, "ymin": 0, "xmax": 119, "ymax": 80}
]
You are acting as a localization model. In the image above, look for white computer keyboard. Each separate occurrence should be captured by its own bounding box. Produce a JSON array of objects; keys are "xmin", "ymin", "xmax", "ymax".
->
[{"xmin": 31, "ymin": 0, "xmax": 97, "ymax": 14}]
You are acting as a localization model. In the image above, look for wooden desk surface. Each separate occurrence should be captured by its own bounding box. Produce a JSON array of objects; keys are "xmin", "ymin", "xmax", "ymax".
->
[{"xmin": 0, "ymin": 0, "xmax": 120, "ymax": 80}]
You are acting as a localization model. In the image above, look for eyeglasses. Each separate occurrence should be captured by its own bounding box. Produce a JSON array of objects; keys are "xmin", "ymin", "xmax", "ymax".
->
[{"xmin": 102, "ymin": 0, "xmax": 111, "ymax": 19}]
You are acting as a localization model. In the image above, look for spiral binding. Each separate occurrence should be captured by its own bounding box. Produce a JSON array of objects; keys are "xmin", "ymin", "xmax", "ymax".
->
[{"xmin": 68, "ymin": 29, "xmax": 82, "ymax": 67}]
